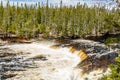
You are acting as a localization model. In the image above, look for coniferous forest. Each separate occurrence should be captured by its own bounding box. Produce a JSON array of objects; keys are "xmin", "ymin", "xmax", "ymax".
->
[{"xmin": 0, "ymin": 1, "xmax": 120, "ymax": 39}]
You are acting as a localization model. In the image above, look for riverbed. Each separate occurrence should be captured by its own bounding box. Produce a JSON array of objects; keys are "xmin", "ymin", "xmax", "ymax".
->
[{"xmin": 0, "ymin": 39, "xmax": 119, "ymax": 80}]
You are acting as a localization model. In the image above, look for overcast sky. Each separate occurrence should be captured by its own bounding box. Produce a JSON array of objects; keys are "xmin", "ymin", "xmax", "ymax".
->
[{"xmin": 0, "ymin": 0, "xmax": 117, "ymax": 7}]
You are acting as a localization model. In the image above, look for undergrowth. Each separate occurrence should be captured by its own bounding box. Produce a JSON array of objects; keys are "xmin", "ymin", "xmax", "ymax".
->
[
  {"xmin": 105, "ymin": 37, "xmax": 120, "ymax": 46},
  {"xmin": 99, "ymin": 51, "xmax": 120, "ymax": 80}
]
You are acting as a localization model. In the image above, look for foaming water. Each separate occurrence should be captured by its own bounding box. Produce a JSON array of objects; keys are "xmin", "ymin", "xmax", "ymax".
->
[
  {"xmin": 1, "ymin": 41, "xmax": 81, "ymax": 80},
  {"xmin": 0, "ymin": 40, "xmax": 112, "ymax": 80}
]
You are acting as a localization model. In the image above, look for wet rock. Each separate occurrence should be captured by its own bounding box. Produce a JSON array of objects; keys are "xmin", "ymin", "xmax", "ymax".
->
[
  {"xmin": 69, "ymin": 47, "xmax": 76, "ymax": 53},
  {"xmin": 110, "ymin": 44, "xmax": 120, "ymax": 50},
  {"xmin": 77, "ymin": 51, "xmax": 118, "ymax": 73},
  {"xmin": 77, "ymin": 50, "xmax": 88, "ymax": 62},
  {"xmin": 26, "ymin": 55, "xmax": 47, "ymax": 61},
  {"xmin": 69, "ymin": 40, "xmax": 119, "ymax": 73},
  {"xmin": 0, "ymin": 39, "xmax": 8, "ymax": 46},
  {"xmin": 1, "ymin": 73, "xmax": 18, "ymax": 80},
  {"xmin": 0, "ymin": 47, "xmax": 38, "ymax": 79},
  {"xmin": 0, "ymin": 48, "xmax": 17, "ymax": 57},
  {"xmin": 50, "ymin": 45, "xmax": 60, "ymax": 49},
  {"xmin": 97, "ymin": 51, "xmax": 118, "ymax": 60}
]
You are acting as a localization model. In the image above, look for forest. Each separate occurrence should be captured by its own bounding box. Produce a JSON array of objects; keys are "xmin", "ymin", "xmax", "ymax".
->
[
  {"xmin": 0, "ymin": 1, "xmax": 120, "ymax": 80},
  {"xmin": 0, "ymin": 1, "xmax": 120, "ymax": 39}
]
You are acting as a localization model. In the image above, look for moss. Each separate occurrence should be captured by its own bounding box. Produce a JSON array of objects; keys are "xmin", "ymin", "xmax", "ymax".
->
[{"xmin": 105, "ymin": 37, "xmax": 120, "ymax": 46}]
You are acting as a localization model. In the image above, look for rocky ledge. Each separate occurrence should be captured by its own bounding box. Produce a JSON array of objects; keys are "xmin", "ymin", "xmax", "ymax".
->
[
  {"xmin": 0, "ymin": 47, "xmax": 38, "ymax": 80},
  {"xmin": 69, "ymin": 39, "xmax": 119, "ymax": 73}
]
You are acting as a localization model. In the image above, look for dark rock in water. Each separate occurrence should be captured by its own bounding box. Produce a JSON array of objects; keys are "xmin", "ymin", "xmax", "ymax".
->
[
  {"xmin": 77, "ymin": 51, "xmax": 118, "ymax": 73},
  {"xmin": 65, "ymin": 40, "xmax": 119, "ymax": 74},
  {"xmin": 97, "ymin": 51, "xmax": 118, "ymax": 60},
  {"xmin": 110, "ymin": 44, "xmax": 120, "ymax": 50},
  {"xmin": 0, "ymin": 47, "xmax": 24, "ymax": 57},
  {"xmin": 93, "ymin": 46, "xmax": 108, "ymax": 53},
  {"xmin": 1, "ymin": 73, "xmax": 18, "ymax": 80},
  {"xmin": 0, "ymin": 48, "xmax": 17, "ymax": 57},
  {"xmin": 26, "ymin": 55, "xmax": 48, "ymax": 61},
  {"xmin": 0, "ymin": 47, "xmax": 38, "ymax": 79},
  {"xmin": 69, "ymin": 40, "xmax": 119, "ymax": 73}
]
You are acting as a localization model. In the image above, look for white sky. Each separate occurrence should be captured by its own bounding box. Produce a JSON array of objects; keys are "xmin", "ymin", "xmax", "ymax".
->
[{"xmin": 0, "ymin": 0, "xmax": 117, "ymax": 8}]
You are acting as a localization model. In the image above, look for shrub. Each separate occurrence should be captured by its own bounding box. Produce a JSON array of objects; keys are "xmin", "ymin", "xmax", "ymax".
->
[{"xmin": 105, "ymin": 37, "xmax": 120, "ymax": 46}]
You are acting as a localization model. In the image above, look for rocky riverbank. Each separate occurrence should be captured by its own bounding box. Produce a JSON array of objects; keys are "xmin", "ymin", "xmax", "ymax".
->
[{"xmin": 0, "ymin": 39, "xmax": 119, "ymax": 80}]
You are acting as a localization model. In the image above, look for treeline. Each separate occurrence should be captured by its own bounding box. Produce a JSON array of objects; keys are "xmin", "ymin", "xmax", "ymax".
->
[{"xmin": 0, "ymin": 1, "xmax": 120, "ymax": 39}]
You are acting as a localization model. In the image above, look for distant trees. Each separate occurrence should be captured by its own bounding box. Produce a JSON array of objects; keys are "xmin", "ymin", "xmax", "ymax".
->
[
  {"xmin": 0, "ymin": 1, "xmax": 119, "ymax": 39},
  {"xmin": 116, "ymin": 0, "xmax": 120, "ymax": 7}
]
